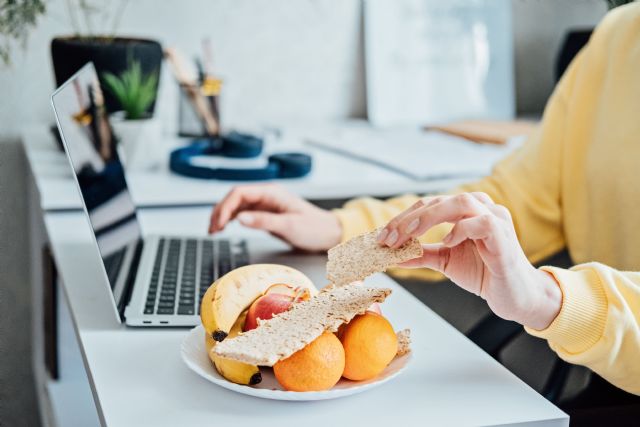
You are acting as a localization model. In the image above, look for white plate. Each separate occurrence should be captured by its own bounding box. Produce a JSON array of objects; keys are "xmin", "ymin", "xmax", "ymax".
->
[{"xmin": 181, "ymin": 325, "xmax": 412, "ymax": 401}]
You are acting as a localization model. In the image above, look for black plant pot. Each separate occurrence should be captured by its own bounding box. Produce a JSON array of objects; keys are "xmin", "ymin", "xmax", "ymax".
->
[{"xmin": 51, "ymin": 37, "xmax": 163, "ymax": 115}]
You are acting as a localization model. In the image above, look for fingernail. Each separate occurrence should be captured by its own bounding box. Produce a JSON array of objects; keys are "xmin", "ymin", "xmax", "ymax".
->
[
  {"xmin": 405, "ymin": 218, "xmax": 420, "ymax": 234},
  {"xmin": 377, "ymin": 228, "xmax": 389, "ymax": 243},
  {"xmin": 442, "ymin": 233, "xmax": 452, "ymax": 244},
  {"xmin": 385, "ymin": 229, "xmax": 398, "ymax": 246},
  {"xmin": 237, "ymin": 213, "xmax": 253, "ymax": 225}
]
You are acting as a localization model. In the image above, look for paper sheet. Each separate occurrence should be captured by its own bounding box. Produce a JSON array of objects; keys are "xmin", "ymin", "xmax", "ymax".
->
[{"xmin": 304, "ymin": 124, "xmax": 522, "ymax": 181}]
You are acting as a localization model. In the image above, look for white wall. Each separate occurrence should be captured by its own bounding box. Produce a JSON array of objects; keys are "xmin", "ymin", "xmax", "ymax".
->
[
  {"xmin": 0, "ymin": 0, "xmax": 607, "ymax": 137},
  {"xmin": 0, "ymin": 0, "xmax": 365, "ymax": 136}
]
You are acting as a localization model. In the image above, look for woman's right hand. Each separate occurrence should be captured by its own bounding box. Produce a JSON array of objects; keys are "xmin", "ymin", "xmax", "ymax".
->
[{"xmin": 209, "ymin": 184, "xmax": 342, "ymax": 252}]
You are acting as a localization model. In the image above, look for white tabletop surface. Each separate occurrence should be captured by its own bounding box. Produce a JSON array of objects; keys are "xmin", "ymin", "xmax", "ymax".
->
[
  {"xmin": 22, "ymin": 124, "xmax": 468, "ymax": 211},
  {"xmin": 44, "ymin": 206, "xmax": 568, "ymax": 427}
]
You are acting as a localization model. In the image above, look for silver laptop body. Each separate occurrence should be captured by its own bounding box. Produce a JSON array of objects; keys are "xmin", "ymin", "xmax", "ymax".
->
[{"xmin": 51, "ymin": 62, "xmax": 248, "ymax": 327}]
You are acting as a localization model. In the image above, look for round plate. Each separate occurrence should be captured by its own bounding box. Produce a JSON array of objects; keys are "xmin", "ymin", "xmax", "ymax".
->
[{"xmin": 181, "ymin": 325, "xmax": 412, "ymax": 401}]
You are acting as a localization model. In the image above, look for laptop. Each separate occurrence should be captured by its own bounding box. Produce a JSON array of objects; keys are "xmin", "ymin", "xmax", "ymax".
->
[{"xmin": 51, "ymin": 62, "xmax": 249, "ymax": 327}]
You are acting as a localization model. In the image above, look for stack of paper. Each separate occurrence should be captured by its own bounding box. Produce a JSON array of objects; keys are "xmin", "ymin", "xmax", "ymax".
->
[{"xmin": 304, "ymin": 124, "xmax": 523, "ymax": 181}]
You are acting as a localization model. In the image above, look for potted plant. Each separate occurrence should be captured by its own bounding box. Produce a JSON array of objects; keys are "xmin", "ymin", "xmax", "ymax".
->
[
  {"xmin": 50, "ymin": 1, "xmax": 162, "ymax": 115},
  {"xmin": 0, "ymin": 0, "xmax": 46, "ymax": 65},
  {"xmin": 103, "ymin": 58, "xmax": 162, "ymax": 171}
]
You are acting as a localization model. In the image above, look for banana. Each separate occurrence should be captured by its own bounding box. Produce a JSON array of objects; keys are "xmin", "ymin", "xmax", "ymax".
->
[
  {"xmin": 200, "ymin": 264, "xmax": 317, "ymax": 342},
  {"xmin": 204, "ymin": 311, "xmax": 262, "ymax": 385},
  {"xmin": 200, "ymin": 283, "xmax": 221, "ymax": 339}
]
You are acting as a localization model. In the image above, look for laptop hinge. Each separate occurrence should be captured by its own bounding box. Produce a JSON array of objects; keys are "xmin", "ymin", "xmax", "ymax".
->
[{"xmin": 118, "ymin": 239, "xmax": 144, "ymax": 321}]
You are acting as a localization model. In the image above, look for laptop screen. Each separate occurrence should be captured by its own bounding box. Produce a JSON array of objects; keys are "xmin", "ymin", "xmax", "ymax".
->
[{"xmin": 51, "ymin": 63, "xmax": 142, "ymax": 310}]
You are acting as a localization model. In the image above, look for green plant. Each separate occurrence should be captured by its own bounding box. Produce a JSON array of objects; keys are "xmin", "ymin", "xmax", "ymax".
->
[
  {"xmin": 0, "ymin": 0, "xmax": 131, "ymax": 65},
  {"xmin": 102, "ymin": 59, "xmax": 158, "ymax": 120},
  {"xmin": 0, "ymin": 0, "xmax": 46, "ymax": 65}
]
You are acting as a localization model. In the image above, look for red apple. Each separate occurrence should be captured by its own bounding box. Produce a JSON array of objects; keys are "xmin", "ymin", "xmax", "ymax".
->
[{"xmin": 244, "ymin": 293, "xmax": 295, "ymax": 332}]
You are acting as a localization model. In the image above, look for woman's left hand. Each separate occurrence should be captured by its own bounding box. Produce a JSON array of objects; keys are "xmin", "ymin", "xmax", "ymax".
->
[{"xmin": 377, "ymin": 192, "xmax": 562, "ymax": 330}]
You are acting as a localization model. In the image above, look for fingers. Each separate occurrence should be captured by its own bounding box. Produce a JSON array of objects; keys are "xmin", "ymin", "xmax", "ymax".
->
[
  {"xmin": 487, "ymin": 203, "xmax": 512, "ymax": 222},
  {"xmin": 397, "ymin": 244, "xmax": 449, "ymax": 272},
  {"xmin": 382, "ymin": 193, "xmax": 493, "ymax": 248},
  {"xmin": 377, "ymin": 196, "xmax": 443, "ymax": 244},
  {"xmin": 236, "ymin": 211, "xmax": 290, "ymax": 235},
  {"xmin": 209, "ymin": 184, "xmax": 279, "ymax": 233},
  {"xmin": 468, "ymin": 191, "xmax": 494, "ymax": 205},
  {"xmin": 442, "ymin": 214, "xmax": 504, "ymax": 252}
]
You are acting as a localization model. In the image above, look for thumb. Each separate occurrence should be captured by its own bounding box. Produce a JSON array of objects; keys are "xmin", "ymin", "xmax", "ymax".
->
[
  {"xmin": 236, "ymin": 211, "xmax": 290, "ymax": 235},
  {"xmin": 397, "ymin": 243, "xmax": 447, "ymax": 273}
]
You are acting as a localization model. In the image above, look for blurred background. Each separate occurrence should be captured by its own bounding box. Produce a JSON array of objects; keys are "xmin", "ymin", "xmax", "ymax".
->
[{"xmin": 0, "ymin": 1, "xmax": 610, "ymax": 425}]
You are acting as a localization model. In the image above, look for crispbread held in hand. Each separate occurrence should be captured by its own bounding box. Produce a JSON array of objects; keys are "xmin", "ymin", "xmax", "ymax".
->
[
  {"xmin": 212, "ymin": 284, "xmax": 391, "ymax": 366},
  {"xmin": 327, "ymin": 227, "xmax": 423, "ymax": 286}
]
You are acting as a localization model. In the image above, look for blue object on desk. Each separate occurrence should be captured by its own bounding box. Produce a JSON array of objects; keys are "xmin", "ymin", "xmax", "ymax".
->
[
  {"xmin": 169, "ymin": 132, "xmax": 312, "ymax": 180},
  {"xmin": 197, "ymin": 131, "xmax": 263, "ymax": 158}
]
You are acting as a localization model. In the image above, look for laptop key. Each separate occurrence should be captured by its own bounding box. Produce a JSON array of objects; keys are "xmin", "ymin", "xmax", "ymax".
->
[
  {"xmin": 157, "ymin": 307, "xmax": 174, "ymax": 315},
  {"xmin": 178, "ymin": 305, "xmax": 195, "ymax": 315},
  {"xmin": 144, "ymin": 307, "xmax": 154, "ymax": 314}
]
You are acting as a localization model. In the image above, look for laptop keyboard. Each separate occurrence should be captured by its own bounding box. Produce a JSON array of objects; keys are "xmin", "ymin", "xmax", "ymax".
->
[{"xmin": 144, "ymin": 238, "xmax": 248, "ymax": 316}]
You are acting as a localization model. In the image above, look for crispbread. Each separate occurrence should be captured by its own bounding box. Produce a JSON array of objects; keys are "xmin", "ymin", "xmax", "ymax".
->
[
  {"xmin": 212, "ymin": 283, "xmax": 391, "ymax": 366},
  {"xmin": 327, "ymin": 227, "xmax": 423, "ymax": 286},
  {"xmin": 395, "ymin": 329, "xmax": 411, "ymax": 356}
]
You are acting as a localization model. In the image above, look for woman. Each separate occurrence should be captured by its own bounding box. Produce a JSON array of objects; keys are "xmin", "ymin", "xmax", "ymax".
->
[{"xmin": 209, "ymin": 4, "xmax": 640, "ymax": 395}]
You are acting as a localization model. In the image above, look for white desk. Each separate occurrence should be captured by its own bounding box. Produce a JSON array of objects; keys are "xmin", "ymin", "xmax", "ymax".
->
[
  {"xmin": 43, "ymin": 206, "xmax": 568, "ymax": 427},
  {"xmin": 21, "ymin": 124, "xmax": 468, "ymax": 211}
]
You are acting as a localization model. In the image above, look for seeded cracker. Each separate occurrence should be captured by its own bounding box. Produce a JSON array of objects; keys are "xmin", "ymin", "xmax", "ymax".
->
[
  {"xmin": 326, "ymin": 227, "xmax": 423, "ymax": 286},
  {"xmin": 213, "ymin": 283, "xmax": 391, "ymax": 366},
  {"xmin": 395, "ymin": 329, "xmax": 412, "ymax": 356}
]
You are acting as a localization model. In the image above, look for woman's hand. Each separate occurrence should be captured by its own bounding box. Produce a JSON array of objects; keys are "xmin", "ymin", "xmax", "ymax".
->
[
  {"xmin": 378, "ymin": 192, "xmax": 562, "ymax": 330},
  {"xmin": 209, "ymin": 184, "xmax": 342, "ymax": 252}
]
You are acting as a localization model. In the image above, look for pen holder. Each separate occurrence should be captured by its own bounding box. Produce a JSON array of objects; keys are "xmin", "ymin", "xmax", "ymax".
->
[{"xmin": 178, "ymin": 79, "xmax": 222, "ymax": 138}]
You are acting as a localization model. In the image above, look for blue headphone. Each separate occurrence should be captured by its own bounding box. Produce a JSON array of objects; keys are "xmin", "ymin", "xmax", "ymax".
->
[{"xmin": 169, "ymin": 132, "xmax": 312, "ymax": 181}]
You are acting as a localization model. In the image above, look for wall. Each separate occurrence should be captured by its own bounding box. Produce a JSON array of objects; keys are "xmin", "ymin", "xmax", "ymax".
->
[
  {"xmin": 0, "ymin": 0, "xmax": 365, "ymax": 137},
  {"xmin": 0, "ymin": 0, "xmax": 607, "ymax": 137}
]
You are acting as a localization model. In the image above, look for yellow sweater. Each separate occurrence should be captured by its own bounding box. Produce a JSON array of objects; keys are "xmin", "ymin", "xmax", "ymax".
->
[{"xmin": 334, "ymin": 4, "xmax": 640, "ymax": 395}]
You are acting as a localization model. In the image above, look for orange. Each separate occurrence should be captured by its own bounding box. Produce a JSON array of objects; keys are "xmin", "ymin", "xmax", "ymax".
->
[
  {"xmin": 273, "ymin": 332, "xmax": 345, "ymax": 392},
  {"xmin": 340, "ymin": 312, "xmax": 398, "ymax": 381}
]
